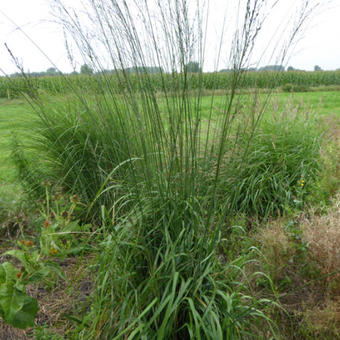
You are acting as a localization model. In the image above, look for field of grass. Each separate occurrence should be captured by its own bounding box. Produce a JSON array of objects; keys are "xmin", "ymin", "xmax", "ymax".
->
[{"xmin": 1, "ymin": 90, "xmax": 339, "ymax": 180}]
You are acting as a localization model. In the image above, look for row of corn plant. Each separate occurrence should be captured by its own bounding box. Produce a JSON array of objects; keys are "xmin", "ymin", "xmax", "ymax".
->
[
  {"xmin": 2, "ymin": 69, "xmax": 340, "ymax": 99},
  {"xmin": 6, "ymin": 0, "xmax": 323, "ymax": 338}
]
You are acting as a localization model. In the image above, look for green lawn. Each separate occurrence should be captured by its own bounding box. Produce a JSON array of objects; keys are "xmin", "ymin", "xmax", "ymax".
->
[
  {"xmin": 0, "ymin": 90, "xmax": 339, "ymax": 185},
  {"xmin": 270, "ymin": 91, "xmax": 340, "ymax": 117},
  {"xmin": 0, "ymin": 98, "xmax": 35, "ymax": 206},
  {"xmin": 198, "ymin": 90, "xmax": 340, "ymax": 119},
  {"xmin": 0, "ymin": 98, "xmax": 32, "ymax": 182}
]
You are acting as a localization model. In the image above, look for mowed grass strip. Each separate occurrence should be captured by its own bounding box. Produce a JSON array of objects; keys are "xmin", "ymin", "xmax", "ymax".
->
[
  {"xmin": 199, "ymin": 91, "xmax": 340, "ymax": 119},
  {"xmin": 0, "ymin": 90, "xmax": 339, "ymax": 183},
  {"xmin": 0, "ymin": 99, "xmax": 33, "ymax": 181}
]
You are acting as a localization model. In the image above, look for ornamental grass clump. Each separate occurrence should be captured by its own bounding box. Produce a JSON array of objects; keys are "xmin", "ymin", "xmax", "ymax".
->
[
  {"xmin": 219, "ymin": 104, "xmax": 322, "ymax": 218},
  {"xmin": 6, "ymin": 0, "xmax": 322, "ymax": 337}
]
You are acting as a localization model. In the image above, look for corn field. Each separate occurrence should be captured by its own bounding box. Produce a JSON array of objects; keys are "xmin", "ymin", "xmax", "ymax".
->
[{"xmin": 1, "ymin": 70, "xmax": 340, "ymax": 99}]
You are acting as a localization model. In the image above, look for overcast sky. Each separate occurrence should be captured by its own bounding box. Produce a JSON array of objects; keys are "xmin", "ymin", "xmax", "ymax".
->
[{"xmin": 0, "ymin": 0, "xmax": 339, "ymax": 74}]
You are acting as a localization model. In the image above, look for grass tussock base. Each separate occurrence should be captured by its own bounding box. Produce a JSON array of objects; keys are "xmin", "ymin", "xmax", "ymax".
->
[
  {"xmin": 2, "ymin": 0, "xmax": 331, "ymax": 338},
  {"xmin": 218, "ymin": 104, "xmax": 322, "ymax": 218}
]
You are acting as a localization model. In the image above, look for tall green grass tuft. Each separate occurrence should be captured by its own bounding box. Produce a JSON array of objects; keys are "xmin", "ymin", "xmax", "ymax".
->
[
  {"xmin": 23, "ymin": 93, "xmax": 141, "ymax": 212},
  {"xmin": 219, "ymin": 105, "xmax": 322, "ymax": 218},
  {"xmin": 8, "ymin": 0, "xmax": 322, "ymax": 337},
  {"xmin": 84, "ymin": 202, "xmax": 275, "ymax": 339}
]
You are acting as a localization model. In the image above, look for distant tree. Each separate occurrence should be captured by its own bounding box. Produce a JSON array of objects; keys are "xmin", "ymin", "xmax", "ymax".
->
[
  {"xmin": 219, "ymin": 67, "xmax": 256, "ymax": 72},
  {"xmin": 100, "ymin": 69, "xmax": 116, "ymax": 74},
  {"xmin": 10, "ymin": 72, "xmax": 22, "ymax": 78},
  {"xmin": 259, "ymin": 65, "xmax": 285, "ymax": 71},
  {"xmin": 185, "ymin": 61, "xmax": 201, "ymax": 73},
  {"xmin": 287, "ymin": 66, "xmax": 295, "ymax": 71},
  {"xmin": 146, "ymin": 66, "xmax": 163, "ymax": 74},
  {"xmin": 80, "ymin": 64, "xmax": 94, "ymax": 75},
  {"xmin": 314, "ymin": 65, "xmax": 322, "ymax": 71},
  {"xmin": 46, "ymin": 67, "xmax": 57, "ymax": 75},
  {"xmin": 125, "ymin": 66, "xmax": 163, "ymax": 74}
]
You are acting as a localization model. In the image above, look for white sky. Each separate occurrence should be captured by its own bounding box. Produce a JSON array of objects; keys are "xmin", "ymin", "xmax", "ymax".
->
[{"xmin": 0, "ymin": 0, "xmax": 339, "ymax": 74}]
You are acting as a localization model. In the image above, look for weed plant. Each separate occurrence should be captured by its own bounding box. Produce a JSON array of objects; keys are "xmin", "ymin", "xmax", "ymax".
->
[{"xmin": 6, "ymin": 0, "xmax": 323, "ymax": 338}]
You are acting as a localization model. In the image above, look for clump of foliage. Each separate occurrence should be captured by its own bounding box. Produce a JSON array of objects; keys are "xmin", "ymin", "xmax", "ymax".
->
[
  {"xmin": 0, "ymin": 261, "xmax": 38, "ymax": 329},
  {"xmin": 282, "ymin": 83, "xmax": 310, "ymax": 92},
  {"xmin": 219, "ymin": 108, "xmax": 322, "ymax": 217},
  {"xmin": 4, "ymin": 0, "xmax": 324, "ymax": 338},
  {"xmin": 0, "ymin": 187, "xmax": 90, "ymax": 330}
]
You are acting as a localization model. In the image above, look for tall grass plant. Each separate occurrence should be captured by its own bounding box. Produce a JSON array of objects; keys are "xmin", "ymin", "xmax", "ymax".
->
[
  {"xmin": 7, "ymin": 0, "xmax": 323, "ymax": 337},
  {"xmin": 217, "ymin": 103, "xmax": 322, "ymax": 218}
]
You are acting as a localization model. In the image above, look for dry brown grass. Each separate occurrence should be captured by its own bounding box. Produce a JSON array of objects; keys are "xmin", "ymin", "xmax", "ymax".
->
[
  {"xmin": 318, "ymin": 115, "xmax": 340, "ymax": 199},
  {"xmin": 298, "ymin": 197, "xmax": 340, "ymax": 338},
  {"xmin": 301, "ymin": 296, "xmax": 340, "ymax": 339},
  {"xmin": 254, "ymin": 195, "xmax": 340, "ymax": 338},
  {"xmin": 301, "ymin": 196, "xmax": 340, "ymax": 289},
  {"xmin": 254, "ymin": 218, "xmax": 295, "ymax": 283}
]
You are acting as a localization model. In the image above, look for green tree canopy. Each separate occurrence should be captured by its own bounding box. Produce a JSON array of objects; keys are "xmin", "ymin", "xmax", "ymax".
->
[
  {"xmin": 185, "ymin": 61, "xmax": 201, "ymax": 73},
  {"xmin": 46, "ymin": 67, "xmax": 57, "ymax": 75},
  {"xmin": 80, "ymin": 64, "xmax": 94, "ymax": 75}
]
